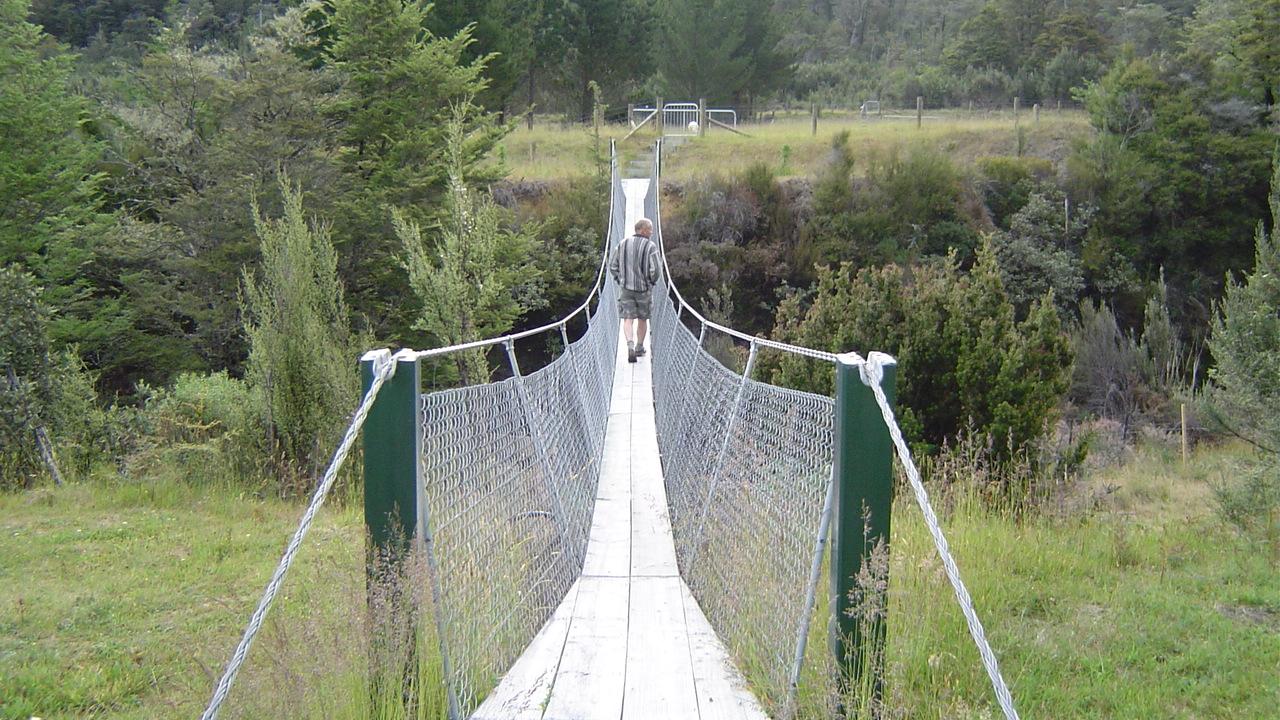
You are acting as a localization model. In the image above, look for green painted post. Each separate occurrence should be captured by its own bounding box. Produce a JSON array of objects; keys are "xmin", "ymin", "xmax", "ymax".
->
[
  {"xmin": 361, "ymin": 349, "xmax": 422, "ymax": 554},
  {"xmin": 830, "ymin": 351, "xmax": 897, "ymax": 705}
]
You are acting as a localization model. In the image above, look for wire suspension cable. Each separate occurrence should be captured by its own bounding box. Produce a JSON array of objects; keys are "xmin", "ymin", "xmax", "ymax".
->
[
  {"xmin": 857, "ymin": 353, "xmax": 1020, "ymax": 720},
  {"xmin": 200, "ymin": 352, "xmax": 399, "ymax": 720},
  {"xmin": 649, "ymin": 138, "xmax": 837, "ymax": 364}
]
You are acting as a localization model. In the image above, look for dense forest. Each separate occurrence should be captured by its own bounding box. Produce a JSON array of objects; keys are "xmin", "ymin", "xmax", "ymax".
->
[{"xmin": 1, "ymin": 0, "xmax": 1277, "ymax": 517}]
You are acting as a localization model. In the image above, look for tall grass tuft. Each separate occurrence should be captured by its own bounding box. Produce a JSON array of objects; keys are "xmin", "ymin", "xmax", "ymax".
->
[{"xmin": 222, "ymin": 538, "xmax": 449, "ymax": 720}]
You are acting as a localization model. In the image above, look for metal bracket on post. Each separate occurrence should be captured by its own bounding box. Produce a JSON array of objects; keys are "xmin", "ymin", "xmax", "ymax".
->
[
  {"xmin": 685, "ymin": 340, "xmax": 758, "ymax": 575},
  {"xmin": 361, "ymin": 349, "xmax": 462, "ymax": 720},
  {"xmin": 830, "ymin": 351, "xmax": 897, "ymax": 710}
]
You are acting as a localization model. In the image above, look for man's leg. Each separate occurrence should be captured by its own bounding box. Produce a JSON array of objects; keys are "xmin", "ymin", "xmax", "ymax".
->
[
  {"xmin": 636, "ymin": 319, "xmax": 648, "ymax": 349},
  {"xmin": 622, "ymin": 317, "xmax": 635, "ymax": 344}
]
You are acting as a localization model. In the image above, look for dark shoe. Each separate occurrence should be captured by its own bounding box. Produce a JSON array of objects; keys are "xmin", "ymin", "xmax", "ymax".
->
[
  {"xmin": 635, "ymin": 345, "xmax": 647, "ymax": 357},
  {"xmin": 627, "ymin": 343, "xmax": 637, "ymax": 363}
]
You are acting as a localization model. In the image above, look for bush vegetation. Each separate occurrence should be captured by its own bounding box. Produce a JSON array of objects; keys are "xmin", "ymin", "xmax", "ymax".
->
[
  {"xmin": 1204, "ymin": 156, "xmax": 1280, "ymax": 547},
  {"xmin": 767, "ymin": 242, "xmax": 1073, "ymax": 502}
]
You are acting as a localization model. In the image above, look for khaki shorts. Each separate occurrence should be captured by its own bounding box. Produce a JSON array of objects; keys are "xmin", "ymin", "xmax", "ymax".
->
[{"xmin": 618, "ymin": 288, "xmax": 653, "ymax": 319}]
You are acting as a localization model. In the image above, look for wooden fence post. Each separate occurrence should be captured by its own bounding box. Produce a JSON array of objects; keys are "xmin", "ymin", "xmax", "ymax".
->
[{"xmin": 1181, "ymin": 404, "xmax": 1189, "ymax": 466}]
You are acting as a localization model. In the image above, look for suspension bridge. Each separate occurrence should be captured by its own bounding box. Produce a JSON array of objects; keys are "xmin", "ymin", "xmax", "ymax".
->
[{"xmin": 200, "ymin": 141, "xmax": 1019, "ymax": 720}]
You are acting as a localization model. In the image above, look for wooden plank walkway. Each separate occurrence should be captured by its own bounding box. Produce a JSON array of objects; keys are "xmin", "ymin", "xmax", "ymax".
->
[{"xmin": 472, "ymin": 180, "xmax": 768, "ymax": 720}]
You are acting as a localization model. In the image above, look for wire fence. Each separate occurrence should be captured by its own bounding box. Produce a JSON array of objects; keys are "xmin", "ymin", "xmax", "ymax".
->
[
  {"xmin": 644, "ymin": 157, "xmax": 839, "ymax": 714},
  {"xmin": 411, "ymin": 156, "xmax": 623, "ymax": 715}
]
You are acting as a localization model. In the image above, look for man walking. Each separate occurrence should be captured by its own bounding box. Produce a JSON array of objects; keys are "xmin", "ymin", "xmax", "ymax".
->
[{"xmin": 608, "ymin": 218, "xmax": 661, "ymax": 363}]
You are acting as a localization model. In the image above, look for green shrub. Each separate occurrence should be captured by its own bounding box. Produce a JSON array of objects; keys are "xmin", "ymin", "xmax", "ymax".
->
[
  {"xmin": 662, "ymin": 168, "xmax": 796, "ymax": 334},
  {"xmin": 977, "ymin": 156, "xmax": 1055, "ymax": 229},
  {"xmin": 769, "ymin": 240, "xmax": 1073, "ymax": 496},
  {"xmin": 47, "ymin": 351, "xmax": 143, "ymax": 480},
  {"xmin": 993, "ymin": 191, "xmax": 1088, "ymax": 319},
  {"xmin": 0, "ymin": 266, "xmax": 53, "ymax": 489},
  {"xmin": 806, "ymin": 138, "xmax": 982, "ymax": 267},
  {"xmin": 1070, "ymin": 277, "xmax": 1193, "ymax": 440},
  {"xmin": 131, "ymin": 371, "xmax": 266, "ymax": 486},
  {"xmin": 242, "ymin": 177, "xmax": 364, "ymax": 493}
]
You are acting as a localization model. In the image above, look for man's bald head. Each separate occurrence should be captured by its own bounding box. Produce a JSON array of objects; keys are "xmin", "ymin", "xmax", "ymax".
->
[{"xmin": 635, "ymin": 218, "xmax": 653, "ymax": 237}]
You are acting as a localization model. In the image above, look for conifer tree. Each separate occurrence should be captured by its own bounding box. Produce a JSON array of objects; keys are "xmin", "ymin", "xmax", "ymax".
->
[
  {"xmin": 1208, "ymin": 155, "xmax": 1280, "ymax": 453},
  {"xmin": 241, "ymin": 178, "xmax": 362, "ymax": 491},
  {"xmin": 324, "ymin": 0, "xmax": 506, "ymax": 341},
  {"xmin": 396, "ymin": 105, "xmax": 541, "ymax": 385},
  {"xmin": 1206, "ymin": 152, "xmax": 1280, "ymax": 535},
  {"xmin": 0, "ymin": 0, "xmax": 101, "ymax": 271}
]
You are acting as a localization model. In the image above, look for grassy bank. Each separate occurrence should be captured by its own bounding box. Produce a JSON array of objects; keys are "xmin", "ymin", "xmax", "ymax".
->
[
  {"xmin": 501, "ymin": 110, "xmax": 1092, "ymax": 182},
  {"xmin": 0, "ymin": 481, "xmax": 363, "ymax": 719},
  {"xmin": 877, "ymin": 442, "xmax": 1279, "ymax": 718},
  {"xmin": 3, "ymin": 441, "xmax": 1277, "ymax": 718}
]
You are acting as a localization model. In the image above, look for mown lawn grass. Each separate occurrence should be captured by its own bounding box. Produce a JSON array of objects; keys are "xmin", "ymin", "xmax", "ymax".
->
[
  {"xmin": 500, "ymin": 110, "xmax": 1093, "ymax": 182},
  {"xmin": 3, "ymin": 441, "xmax": 1277, "ymax": 719}
]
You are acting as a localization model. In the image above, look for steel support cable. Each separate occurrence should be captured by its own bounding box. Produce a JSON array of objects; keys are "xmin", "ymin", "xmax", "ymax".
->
[
  {"xmin": 857, "ymin": 353, "xmax": 1020, "ymax": 720},
  {"xmin": 200, "ymin": 353, "xmax": 398, "ymax": 720}
]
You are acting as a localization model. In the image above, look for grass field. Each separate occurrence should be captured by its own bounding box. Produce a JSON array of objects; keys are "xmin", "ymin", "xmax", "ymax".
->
[
  {"xmin": 500, "ymin": 109, "xmax": 1093, "ymax": 182},
  {"xmin": 3, "ymin": 440, "xmax": 1277, "ymax": 719}
]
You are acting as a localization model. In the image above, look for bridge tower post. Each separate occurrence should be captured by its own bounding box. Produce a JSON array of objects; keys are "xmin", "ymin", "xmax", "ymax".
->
[
  {"xmin": 361, "ymin": 349, "xmax": 464, "ymax": 720},
  {"xmin": 830, "ymin": 352, "xmax": 897, "ymax": 709},
  {"xmin": 361, "ymin": 349, "xmax": 424, "ymax": 552},
  {"xmin": 362, "ymin": 349, "xmax": 423, "ymax": 554}
]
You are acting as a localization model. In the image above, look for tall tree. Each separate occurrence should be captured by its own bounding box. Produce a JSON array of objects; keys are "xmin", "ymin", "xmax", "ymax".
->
[
  {"xmin": 0, "ymin": 0, "xmax": 101, "ymax": 269},
  {"xmin": 555, "ymin": 0, "xmax": 652, "ymax": 121},
  {"xmin": 1240, "ymin": 0, "xmax": 1280, "ymax": 109},
  {"xmin": 97, "ymin": 10, "xmax": 338, "ymax": 380},
  {"xmin": 0, "ymin": 0, "xmax": 185, "ymax": 392},
  {"xmin": 654, "ymin": 0, "xmax": 788, "ymax": 104},
  {"xmin": 323, "ymin": 0, "xmax": 506, "ymax": 341},
  {"xmin": 396, "ymin": 106, "xmax": 542, "ymax": 385},
  {"xmin": 424, "ymin": 0, "xmax": 544, "ymax": 111}
]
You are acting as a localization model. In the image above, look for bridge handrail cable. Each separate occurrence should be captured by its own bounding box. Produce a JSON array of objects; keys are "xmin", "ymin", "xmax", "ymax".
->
[
  {"xmin": 398, "ymin": 141, "xmax": 621, "ymax": 362},
  {"xmin": 649, "ymin": 138, "xmax": 837, "ymax": 364}
]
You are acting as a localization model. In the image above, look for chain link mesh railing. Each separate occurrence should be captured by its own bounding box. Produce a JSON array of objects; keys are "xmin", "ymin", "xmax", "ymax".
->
[
  {"xmin": 410, "ymin": 155, "xmax": 623, "ymax": 715},
  {"xmin": 644, "ymin": 154, "xmax": 839, "ymax": 714}
]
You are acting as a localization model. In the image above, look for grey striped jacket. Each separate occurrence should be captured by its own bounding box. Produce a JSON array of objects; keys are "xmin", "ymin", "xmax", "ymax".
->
[{"xmin": 608, "ymin": 235, "xmax": 661, "ymax": 293}]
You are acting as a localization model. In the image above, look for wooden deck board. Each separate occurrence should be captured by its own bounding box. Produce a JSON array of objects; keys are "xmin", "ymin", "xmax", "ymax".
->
[
  {"xmin": 622, "ymin": 576, "xmax": 699, "ymax": 719},
  {"xmin": 471, "ymin": 581, "xmax": 581, "ymax": 720},
  {"xmin": 542, "ymin": 576, "xmax": 630, "ymax": 720}
]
